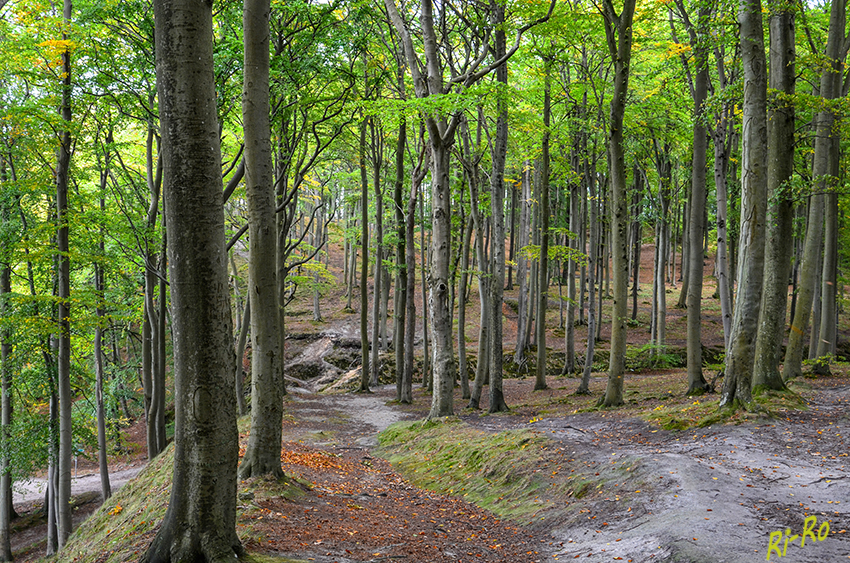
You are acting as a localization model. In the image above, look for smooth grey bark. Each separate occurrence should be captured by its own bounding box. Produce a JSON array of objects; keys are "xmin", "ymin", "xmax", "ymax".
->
[
  {"xmin": 752, "ymin": 3, "xmax": 795, "ymax": 392},
  {"xmin": 359, "ymin": 119, "xmax": 371, "ymax": 393},
  {"xmin": 599, "ymin": 0, "xmax": 636, "ymax": 407},
  {"xmin": 55, "ymin": 0, "xmax": 73, "ymax": 544},
  {"xmin": 782, "ymin": 0, "xmax": 844, "ymax": 380},
  {"xmin": 142, "ymin": 0, "xmax": 243, "ymax": 559},
  {"xmin": 535, "ymin": 56, "xmax": 552, "ymax": 392},
  {"xmin": 719, "ymin": 0, "xmax": 768, "ymax": 410},
  {"xmin": 239, "ymin": 0, "xmax": 284, "ymax": 480}
]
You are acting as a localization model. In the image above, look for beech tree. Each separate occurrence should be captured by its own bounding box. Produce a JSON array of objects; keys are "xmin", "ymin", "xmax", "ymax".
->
[
  {"xmin": 719, "ymin": 0, "xmax": 768, "ymax": 409},
  {"xmin": 599, "ymin": 0, "xmax": 637, "ymax": 408},
  {"xmin": 141, "ymin": 0, "xmax": 243, "ymax": 559},
  {"xmin": 239, "ymin": 0, "xmax": 285, "ymax": 480}
]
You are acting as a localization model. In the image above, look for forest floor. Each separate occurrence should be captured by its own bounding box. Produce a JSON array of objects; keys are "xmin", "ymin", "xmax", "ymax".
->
[{"xmin": 8, "ymin": 243, "xmax": 850, "ymax": 562}]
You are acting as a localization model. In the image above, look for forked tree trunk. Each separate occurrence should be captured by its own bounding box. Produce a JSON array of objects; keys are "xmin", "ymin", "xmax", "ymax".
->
[
  {"xmin": 752, "ymin": 4, "xmax": 795, "ymax": 392},
  {"xmin": 142, "ymin": 0, "xmax": 243, "ymax": 559},
  {"xmin": 720, "ymin": 0, "xmax": 768, "ymax": 410}
]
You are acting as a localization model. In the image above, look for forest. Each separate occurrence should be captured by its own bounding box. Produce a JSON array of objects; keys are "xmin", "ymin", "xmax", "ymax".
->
[{"xmin": 0, "ymin": 0, "xmax": 848, "ymax": 560}]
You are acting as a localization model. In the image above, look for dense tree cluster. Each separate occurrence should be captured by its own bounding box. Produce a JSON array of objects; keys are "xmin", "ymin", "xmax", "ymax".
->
[{"xmin": 0, "ymin": 0, "xmax": 847, "ymax": 558}]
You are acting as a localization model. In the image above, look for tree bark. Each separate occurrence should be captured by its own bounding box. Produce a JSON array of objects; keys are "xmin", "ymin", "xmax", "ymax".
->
[
  {"xmin": 535, "ymin": 55, "xmax": 552, "ymax": 392},
  {"xmin": 719, "ymin": 0, "xmax": 768, "ymax": 410},
  {"xmin": 142, "ymin": 0, "xmax": 243, "ymax": 559},
  {"xmin": 599, "ymin": 0, "xmax": 636, "ymax": 407},
  {"xmin": 782, "ymin": 0, "xmax": 844, "ymax": 380},
  {"xmin": 239, "ymin": 0, "xmax": 285, "ymax": 480},
  {"xmin": 394, "ymin": 118, "xmax": 407, "ymax": 401},
  {"xmin": 752, "ymin": 3, "xmax": 795, "ymax": 392},
  {"xmin": 359, "ymin": 118, "xmax": 371, "ymax": 393},
  {"xmin": 684, "ymin": 2, "xmax": 711, "ymax": 395},
  {"xmin": 56, "ymin": 0, "xmax": 73, "ymax": 543},
  {"xmin": 577, "ymin": 168, "xmax": 598, "ymax": 396}
]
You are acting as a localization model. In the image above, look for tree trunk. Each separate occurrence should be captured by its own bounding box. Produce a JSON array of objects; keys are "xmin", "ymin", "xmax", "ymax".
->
[
  {"xmin": 752, "ymin": 4, "xmax": 795, "ymax": 392},
  {"xmin": 563, "ymin": 180, "xmax": 579, "ymax": 375},
  {"xmin": 719, "ymin": 0, "xmax": 768, "ymax": 410},
  {"xmin": 370, "ymin": 128, "xmax": 383, "ymax": 387},
  {"xmin": 599, "ymin": 0, "xmax": 636, "ymax": 407},
  {"xmin": 782, "ymin": 0, "xmax": 844, "ymax": 380},
  {"xmin": 428, "ymin": 140, "xmax": 456, "ymax": 418},
  {"xmin": 95, "ymin": 192, "xmax": 112, "ymax": 500},
  {"xmin": 143, "ymin": 0, "xmax": 243, "ymax": 559},
  {"xmin": 458, "ymin": 217, "xmax": 473, "ymax": 399},
  {"xmin": 239, "ymin": 0, "xmax": 285, "ymax": 480},
  {"xmin": 56, "ymin": 0, "xmax": 73, "ymax": 542},
  {"xmin": 577, "ymin": 167, "xmax": 598, "ymax": 395},
  {"xmin": 394, "ymin": 118, "xmax": 407, "ymax": 401},
  {"xmin": 685, "ymin": 7, "xmax": 711, "ymax": 395},
  {"xmin": 488, "ymin": 7, "xmax": 509, "ymax": 413},
  {"xmin": 516, "ymin": 165, "xmax": 532, "ymax": 363},
  {"xmin": 234, "ymin": 297, "xmax": 250, "ymax": 416},
  {"xmin": 359, "ymin": 118, "xmax": 371, "ymax": 393},
  {"xmin": 712, "ymin": 114, "xmax": 734, "ymax": 348},
  {"xmin": 535, "ymin": 57, "xmax": 552, "ymax": 391}
]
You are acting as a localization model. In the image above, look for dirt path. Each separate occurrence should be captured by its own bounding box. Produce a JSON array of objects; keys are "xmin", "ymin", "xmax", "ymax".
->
[
  {"xmin": 463, "ymin": 383, "xmax": 850, "ymax": 562},
  {"xmin": 246, "ymin": 385, "xmax": 554, "ymax": 562},
  {"xmin": 12, "ymin": 464, "xmax": 145, "ymax": 506}
]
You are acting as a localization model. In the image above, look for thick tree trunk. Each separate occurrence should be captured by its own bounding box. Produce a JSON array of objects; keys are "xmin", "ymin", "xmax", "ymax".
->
[
  {"xmin": 752, "ymin": 5, "xmax": 795, "ymax": 392},
  {"xmin": 782, "ymin": 0, "xmax": 844, "ymax": 380},
  {"xmin": 428, "ymin": 141, "xmax": 456, "ymax": 418},
  {"xmin": 142, "ymin": 0, "xmax": 243, "ymax": 559},
  {"xmin": 815, "ymin": 191, "xmax": 838, "ymax": 368},
  {"xmin": 239, "ymin": 0, "xmax": 285, "ymax": 480},
  {"xmin": 719, "ymin": 0, "xmax": 768, "ymax": 410},
  {"xmin": 599, "ymin": 0, "xmax": 636, "ymax": 407}
]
